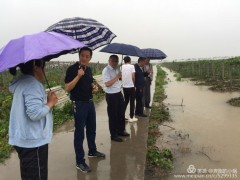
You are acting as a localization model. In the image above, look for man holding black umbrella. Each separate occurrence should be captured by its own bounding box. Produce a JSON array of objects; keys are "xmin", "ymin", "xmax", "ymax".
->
[
  {"xmin": 64, "ymin": 47, "xmax": 105, "ymax": 173},
  {"xmin": 102, "ymin": 55, "xmax": 130, "ymax": 142}
]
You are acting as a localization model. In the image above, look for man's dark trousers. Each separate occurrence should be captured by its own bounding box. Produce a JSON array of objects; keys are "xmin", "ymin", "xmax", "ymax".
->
[
  {"xmin": 135, "ymin": 88, "xmax": 144, "ymax": 115},
  {"xmin": 106, "ymin": 92, "xmax": 125, "ymax": 138},
  {"xmin": 144, "ymin": 77, "xmax": 151, "ymax": 107},
  {"xmin": 73, "ymin": 101, "xmax": 97, "ymax": 164},
  {"xmin": 123, "ymin": 87, "xmax": 136, "ymax": 118}
]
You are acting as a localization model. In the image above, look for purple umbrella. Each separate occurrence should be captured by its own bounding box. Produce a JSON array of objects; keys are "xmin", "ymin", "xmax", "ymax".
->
[{"xmin": 0, "ymin": 31, "xmax": 86, "ymax": 72}]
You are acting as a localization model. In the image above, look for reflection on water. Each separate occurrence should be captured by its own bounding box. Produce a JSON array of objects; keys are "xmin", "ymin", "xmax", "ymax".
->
[
  {"xmin": 77, "ymin": 158, "xmax": 105, "ymax": 180},
  {"xmin": 109, "ymin": 121, "xmax": 147, "ymax": 180},
  {"xmin": 161, "ymin": 67, "xmax": 240, "ymax": 179}
]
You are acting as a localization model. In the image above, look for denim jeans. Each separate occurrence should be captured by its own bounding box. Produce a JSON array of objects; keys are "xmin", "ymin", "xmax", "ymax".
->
[{"xmin": 73, "ymin": 101, "xmax": 96, "ymax": 164}]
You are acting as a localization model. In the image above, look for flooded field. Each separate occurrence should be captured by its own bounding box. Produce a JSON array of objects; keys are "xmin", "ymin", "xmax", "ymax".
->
[{"xmin": 159, "ymin": 67, "xmax": 240, "ymax": 179}]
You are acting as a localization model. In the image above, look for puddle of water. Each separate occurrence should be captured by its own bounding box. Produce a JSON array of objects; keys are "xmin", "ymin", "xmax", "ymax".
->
[{"xmin": 160, "ymin": 67, "xmax": 240, "ymax": 178}]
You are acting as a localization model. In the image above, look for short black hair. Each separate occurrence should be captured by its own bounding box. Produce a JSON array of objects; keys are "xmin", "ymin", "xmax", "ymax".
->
[
  {"xmin": 109, "ymin": 55, "xmax": 119, "ymax": 61},
  {"xmin": 79, "ymin": 47, "xmax": 92, "ymax": 57},
  {"xmin": 123, "ymin": 56, "xmax": 131, "ymax": 63},
  {"xmin": 138, "ymin": 57, "xmax": 146, "ymax": 63}
]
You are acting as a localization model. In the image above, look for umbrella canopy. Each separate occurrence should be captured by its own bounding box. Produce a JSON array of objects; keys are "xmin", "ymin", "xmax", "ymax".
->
[
  {"xmin": 0, "ymin": 31, "xmax": 85, "ymax": 72},
  {"xmin": 141, "ymin": 48, "xmax": 167, "ymax": 60},
  {"xmin": 46, "ymin": 17, "xmax": 116, "ymax": 50},
  {"xmin": 100, "ymin": 43, "xmax": 146, "ymax": 57}
]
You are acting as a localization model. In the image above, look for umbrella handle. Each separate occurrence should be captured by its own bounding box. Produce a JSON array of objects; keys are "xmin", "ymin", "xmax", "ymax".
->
[
  {"xmin": 118, "ymin": 54, "xmax": 123, "ymax": 72},
  {"xmin": 72, "ymin": 28, "xmax": 80, "ymax": 61},
  {"xmin": 74, "ymin": 28, "xmax": 81, "ymax": 59},
  {"xmin": 42, "ymin": 68, "xmax": 51, "ymax": 91}
]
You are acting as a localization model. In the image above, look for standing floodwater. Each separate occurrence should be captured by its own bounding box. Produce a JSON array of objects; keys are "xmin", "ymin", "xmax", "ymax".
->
[{"xmin": 160, "ymin": 67, "xmax": 240, "ymax": 179}]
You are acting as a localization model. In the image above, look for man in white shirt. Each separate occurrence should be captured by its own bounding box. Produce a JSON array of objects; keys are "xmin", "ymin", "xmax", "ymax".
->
[
  {"xmin": 102, "ymin": 55, "xmax": 130, "ymax": 142},
  {"xmin": 122, "ymin": 56, "xmax": 138, "ymax": 122}
]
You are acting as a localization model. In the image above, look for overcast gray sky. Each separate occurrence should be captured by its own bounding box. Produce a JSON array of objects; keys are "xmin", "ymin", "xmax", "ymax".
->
[{"xmin": 1, "ymin": 0, "xmax": 240, "ymax": 62}]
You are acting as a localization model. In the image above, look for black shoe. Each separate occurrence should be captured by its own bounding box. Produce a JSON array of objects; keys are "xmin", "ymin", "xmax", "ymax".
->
[
  {"xmin": 88, "ymin": 151, "xmax": 105, "ymax": 158},
  {"xmin": 111, "ymin": 137, "xmax": 123, "ymax": 142},
  {"xmin": 118, "ymin": 131, "xmax": 130, "ymax": 137},
  {"xmin": 138, "ymin": 114, "xmax": 148, "ymax": 117},
  {"xmin": 76, "ymin": 162, "xmax": 91, "ymax": 173}
]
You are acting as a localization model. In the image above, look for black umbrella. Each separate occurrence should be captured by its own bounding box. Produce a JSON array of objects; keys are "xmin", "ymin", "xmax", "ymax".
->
[
  {"xmin": 100, "ymin": 42, "xmax": 145, "ymax": 58},
  {"xmin": 141, "ymin": 48, "xmax": 167, "ymax": 60},
  {"xmin": 100, "ymin": 42, "xmax": 146, "ymax": 68}
]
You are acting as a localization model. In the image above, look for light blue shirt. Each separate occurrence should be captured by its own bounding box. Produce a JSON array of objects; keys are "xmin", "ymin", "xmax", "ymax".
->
[
  {"xmin": 102, "ymin": 65, "xmax": 121, "ymax": 94},
  {"xmin": 8, "ymin": 75, "xmax": 53, "ymax": 148}
]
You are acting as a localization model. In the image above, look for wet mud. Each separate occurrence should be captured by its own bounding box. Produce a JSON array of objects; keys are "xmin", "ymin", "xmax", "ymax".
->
[{"xmin": 156, "ymin": 67, "xmax": 240, "ymax": 179}]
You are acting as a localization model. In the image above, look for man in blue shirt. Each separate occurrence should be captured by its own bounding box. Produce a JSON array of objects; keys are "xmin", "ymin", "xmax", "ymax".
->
[
  {"xmin": 102, "ymin": 55, "xmax": 130, "ymax": 142},
  {"xmin": 65, "ymin": 47, "xmax": 105, "ymax": 173}
]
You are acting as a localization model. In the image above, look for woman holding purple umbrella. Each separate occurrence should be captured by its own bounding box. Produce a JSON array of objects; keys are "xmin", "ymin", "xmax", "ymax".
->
[{"xmin": 8, "ymin": 60, "xmax": 58, "ymax": 180}]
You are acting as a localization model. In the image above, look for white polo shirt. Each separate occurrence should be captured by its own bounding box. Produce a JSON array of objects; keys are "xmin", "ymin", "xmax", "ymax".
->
[
  {"xmin": 121, "ymin": 63, "xmax": 135, "ymax": 88},
  {"xmin": 102, "ymin": 65, "xmax": 121, "ymax": 94}
]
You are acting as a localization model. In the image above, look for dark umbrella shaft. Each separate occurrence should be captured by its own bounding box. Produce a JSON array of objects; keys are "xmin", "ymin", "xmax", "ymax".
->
[{"xmin": 42, "ymin": 69, "xmax": 51, "ymax": 91}]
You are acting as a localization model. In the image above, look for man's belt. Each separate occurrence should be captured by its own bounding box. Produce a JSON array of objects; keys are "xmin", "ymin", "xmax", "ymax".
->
[{"xmin": 73, "ymin": 99, "xmax": 93, "ymax": 103}]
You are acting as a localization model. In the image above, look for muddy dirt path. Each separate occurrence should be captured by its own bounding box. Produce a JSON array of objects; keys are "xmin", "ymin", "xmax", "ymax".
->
[{"xmin": 0, "ymin": 66, "xmax": 157, "ymax": 180}]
